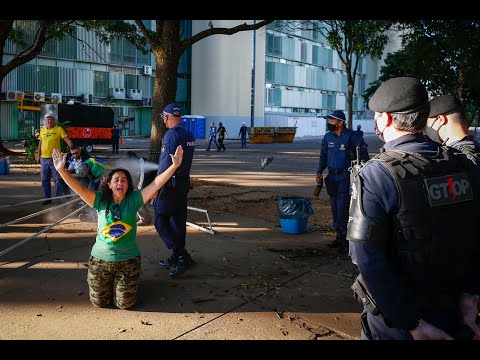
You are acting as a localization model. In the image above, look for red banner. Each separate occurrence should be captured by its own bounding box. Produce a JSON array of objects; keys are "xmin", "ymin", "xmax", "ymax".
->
[{"xmin": 67, "ymin": 127, "xmax": 112, "ymax": 140}]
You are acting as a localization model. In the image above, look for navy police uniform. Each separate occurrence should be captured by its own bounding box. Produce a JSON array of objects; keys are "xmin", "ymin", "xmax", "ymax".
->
[
  {"xmin": 348, "ymin": 77, "xmax": 480, "ymax": 340},
  {"xmin": 154, "ymin": 104, "xmax": 195, "ymax": 277},
  {"xmin": 317, "ymin": 111, "xmax": 369, "ymax": 249}
]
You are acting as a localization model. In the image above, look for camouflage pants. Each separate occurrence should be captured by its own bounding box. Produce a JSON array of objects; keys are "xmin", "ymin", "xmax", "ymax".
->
[{"xmin": 87, "ymin": 255, "xmax": 141, "ymax": 310}]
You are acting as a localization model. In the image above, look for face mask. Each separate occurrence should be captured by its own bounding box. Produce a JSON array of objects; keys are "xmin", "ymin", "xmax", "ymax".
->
[
  {"xmin": 327, "ymin": 123, "xmax": 337, "ymax": 132},
  {"xmin": 424, "ymin": 118, "xmax": 444, "ymax": 143},
  {"xmin": 374, "ymin": 118, "xmax": 385, "ymax": 142}
]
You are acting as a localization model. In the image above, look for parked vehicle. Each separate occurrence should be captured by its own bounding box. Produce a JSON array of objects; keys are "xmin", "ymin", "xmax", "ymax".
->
[{"xmin": 58, "ymin": 103, "xmax": 114, "ymax": 153}]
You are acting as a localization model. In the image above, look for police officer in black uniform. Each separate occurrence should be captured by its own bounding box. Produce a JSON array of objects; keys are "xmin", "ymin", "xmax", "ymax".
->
[
  {"xmin": 155, "ymin": 103, "xmax": 196, "ymax": 277},
  {"xmin": 347, "ymin": 77, "xmax": 480, "ymax": 340},
  {"xmin": 426, "ymin": 95, "xmax": 480, "ymax": 159}
]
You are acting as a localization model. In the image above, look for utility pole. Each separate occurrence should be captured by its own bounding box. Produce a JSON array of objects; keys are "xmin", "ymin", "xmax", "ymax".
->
[{"xmin": 250, "ymin": 20, "xmax": 256, "ymax": 128}]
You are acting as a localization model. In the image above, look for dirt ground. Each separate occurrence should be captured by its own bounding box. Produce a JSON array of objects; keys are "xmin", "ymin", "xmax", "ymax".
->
[{"xmin": 189, "ymin": 178, "xmax": 336, "ymax": 235}]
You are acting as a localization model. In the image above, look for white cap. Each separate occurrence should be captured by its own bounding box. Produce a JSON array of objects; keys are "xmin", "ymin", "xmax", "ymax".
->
[
  {"xmin": 44, "ymin": 112, "xmax": 56, "ymax": 119},
  {"xmin": 242, "ymin": 122, "xmax": 246, "ymax": 125}
]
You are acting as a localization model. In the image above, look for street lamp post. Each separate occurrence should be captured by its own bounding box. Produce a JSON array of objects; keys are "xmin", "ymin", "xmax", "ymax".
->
[{"xmin": 250, "ymin": 20, "xmax": 256, "ymax": 128}]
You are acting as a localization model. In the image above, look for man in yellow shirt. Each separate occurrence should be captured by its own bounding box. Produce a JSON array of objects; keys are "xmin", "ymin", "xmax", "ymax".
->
[{"xmin": 37, "ymin": 112, "xmax": 73, "ymax": 204}]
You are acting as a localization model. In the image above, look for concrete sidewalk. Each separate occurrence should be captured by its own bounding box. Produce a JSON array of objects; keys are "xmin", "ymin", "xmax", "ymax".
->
[{"xmin": 0, "ymin": 138, "xmax": 363, "ymax": 340}]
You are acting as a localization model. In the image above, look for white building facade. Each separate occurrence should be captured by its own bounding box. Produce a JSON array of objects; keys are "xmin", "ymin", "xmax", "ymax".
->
[{"xmin": 191, "ymin": 20, "xmax": 401, "ymax": 137}]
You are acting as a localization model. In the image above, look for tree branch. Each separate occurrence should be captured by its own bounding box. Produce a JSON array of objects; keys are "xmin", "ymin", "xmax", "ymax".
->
[
  {"xmin": 180, "ymin": 20, "xmax": 274, "ymax": 51},
  {"xmin": 135, "ymin": 20, "xmax": 158, "ymax": 49}
]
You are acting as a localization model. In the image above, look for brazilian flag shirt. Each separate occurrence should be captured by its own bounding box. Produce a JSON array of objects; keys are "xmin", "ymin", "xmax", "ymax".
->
[
  {"xmin": 84, "ymin": 157, "xmax": 108, "ymax": 178},
  {"xmin": 91, "ymin": 190, "xmax": 144, "ymax": 262}
]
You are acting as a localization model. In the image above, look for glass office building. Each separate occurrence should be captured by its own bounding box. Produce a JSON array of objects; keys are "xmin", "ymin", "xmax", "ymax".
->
[
  {"xmin": 191, "ymin": 20, "xmax": 383, "ymax": 138},
  {"xmin": 0, "ymin": 20, "xmax": 192, "ymax": 140}
]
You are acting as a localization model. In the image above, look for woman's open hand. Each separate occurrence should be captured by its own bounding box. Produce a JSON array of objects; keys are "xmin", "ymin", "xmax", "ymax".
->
[
  {"xmin": 52, "ymin": 148, "xmax": 66, "ymax": 172},
  {"xmin": 169, "ymin": 145, "xmax": 184, "ymax": 168}
]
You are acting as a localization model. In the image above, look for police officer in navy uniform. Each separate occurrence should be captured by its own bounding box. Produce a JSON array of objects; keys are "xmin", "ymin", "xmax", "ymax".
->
[
  {"xmin": 347, "ymin": 77, "xmax": 480, "ymax": 340},
  {"xmin": 155, "ymin": 103, "xmax": 196, "ymax": 277},
  {"xmin": 316, "ymin": 110, "xmax": 369, "ymax": 253}
]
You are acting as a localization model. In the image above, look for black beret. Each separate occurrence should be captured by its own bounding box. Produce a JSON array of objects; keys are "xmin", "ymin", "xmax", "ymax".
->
[
  {"xmin": 428, "ymin": 95, "xmax": 463, "ymax": 117},
  {"xmin": 368, "ymin": 77, "xmax": 429, "ymax": 114}
]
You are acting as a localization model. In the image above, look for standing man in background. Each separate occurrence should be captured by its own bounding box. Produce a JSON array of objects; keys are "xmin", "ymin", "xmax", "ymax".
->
[
  {"xmin": 206, "ymin": 121, "xmax": 218, "ymax": 151},
  {"xmin": 316, "ymin": 110, "xmax": 369, "ymax": 253},
  {"xmin": 216, "ymin": 122, "xmax": 228, "ymax": 152},
  {"xmin": 111, "ymin": 124, "xmax": 120, "ymax": 154},
  {"xmin": 155, "ymin": 103, "xmax": 196, "ymax": 277},
  {"xmin": 37, "ymin": 112, "xmax": 73, "ymax": 204},
  {"xmin": 239, "ymin": 122, "xmax": 248, "ymax": 149}
]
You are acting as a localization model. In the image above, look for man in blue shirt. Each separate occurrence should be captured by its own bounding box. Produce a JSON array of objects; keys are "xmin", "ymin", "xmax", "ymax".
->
[
  {"xmin": 154, "ymin": 103, "xmax": 196, "ymax": 277},
  {"xmin": 347, "ymin": 77, "xmax": 480, "ymax": 340},
  {"xmin": 206, "ymin": 121, "xmax": 218, "ymax": 151},
  {"xmin": 316, "ymin": 110, "xmax": 369, "ymax": 253}
]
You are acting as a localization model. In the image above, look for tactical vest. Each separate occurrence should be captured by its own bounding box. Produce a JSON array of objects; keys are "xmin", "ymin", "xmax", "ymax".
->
[
  {"xmin": 354, "ymin": 147, "xmax": 478, "ymax": 304},
  {"xmin": 452, "ymin": 142, "xmax": 480, "ymax": 165}
]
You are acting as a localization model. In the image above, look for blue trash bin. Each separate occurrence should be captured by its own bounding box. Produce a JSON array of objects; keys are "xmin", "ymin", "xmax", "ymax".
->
[
  {"xmin": 279, "ymin": 218, "xmax": 309, "ymax": 235},
  {"xmin": 277, "ymin": 197, "xmax": 314, "ymax": 235},
  {"xmin": 0, "ymin": 157, "xmax": 9, "ymax": 175}
]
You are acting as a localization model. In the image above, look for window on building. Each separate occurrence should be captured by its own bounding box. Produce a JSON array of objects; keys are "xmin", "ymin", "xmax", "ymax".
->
[
  {"xmin": 266, "ymin": 33, "xmax": 283, "ymax": 56},
  {"xmin": 125, "ymin": 74, "xmax": 138, "ymax": 91},
  {"xmin": 353, "ymin": 97, "xmax": 358, "ymax": 111},
  {"xmin": 266, "ymin": 88, "xmax": 282, "ymax": 107},
  {"xmin": 322, "ymin": 94, "xmax": 336, "ymax": 110},
  {"xmin": 285, "ymin": 37, "xmax": 295, "ymax": 60},
  {"xmin": 300, "ymin": 42, "xmax": 307, "ymax": 63},
  {"xmin": 341, "ymin": 74, "xmax": 348, "ymax": 93},
  {"xmin": 110, "ymin": 37, "xmax": 123, "ymax": 65},
  {"xmin": 93, "ymin": 71, "xmax": 109, "ymax": 97},
  {"xmin": 266, "ymin": 62, "xmax": 275, "ymax": 83},
  {"xmin": 321, "ymin": 48, "xmax": 333, "ymax": 67},
  {"xmin": 312, "ymin": 45, "xmax": 319, "ymax": 65},
  {"xmin": 359, "ymin": 76, "xmax": 366, "ymax": 94}
]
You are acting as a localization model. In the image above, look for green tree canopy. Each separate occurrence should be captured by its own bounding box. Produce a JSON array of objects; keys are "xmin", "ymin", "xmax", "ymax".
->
[{"xmin": 365, "ymin": 20, "xmax": 480, "ymax": 124}]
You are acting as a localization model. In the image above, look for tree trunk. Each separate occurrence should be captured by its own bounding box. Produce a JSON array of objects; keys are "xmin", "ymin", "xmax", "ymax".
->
[
  {"xmin": 0, "ymin": 77, "xmax": 24, "ymax": 157},
  {"xmin": 148, "ymin": 49, "xmax": 181, "ymax": 163},
  {"xmin": 347, "ymin": 83, "xmax": 354, "ymax": 130}
]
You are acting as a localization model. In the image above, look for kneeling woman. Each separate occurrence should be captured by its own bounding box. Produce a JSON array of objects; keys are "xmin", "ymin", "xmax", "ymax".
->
[{"xmin": 52, "ymin": 146, "xmax": 183, "ymax": 310}]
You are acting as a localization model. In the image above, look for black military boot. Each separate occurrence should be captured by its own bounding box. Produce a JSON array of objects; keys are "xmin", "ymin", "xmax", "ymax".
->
[
  {"xmin": 159, "ymin": 252, "xmax": 178, "ymax": 269},
  {"xmin": 337, "ymin": 235, "xmax": 349, "ymax": 254},
  {"xmin": 327, "ymin": 234, "xmax": 342, "ymax": 248},
  {"xmin": 169, "ymin": 249, "xmax": 194, "ymax": 278}
]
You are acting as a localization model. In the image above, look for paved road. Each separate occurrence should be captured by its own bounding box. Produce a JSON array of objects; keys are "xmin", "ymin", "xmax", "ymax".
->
[{"xmin": 113, "ymin": 134, "xmax": 384, "ymax": 197}]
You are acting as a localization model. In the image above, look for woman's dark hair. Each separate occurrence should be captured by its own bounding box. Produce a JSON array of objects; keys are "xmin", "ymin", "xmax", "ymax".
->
[{"xmin": 100, "ymin": 168, "xmax": 134, "ymax": 203}]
